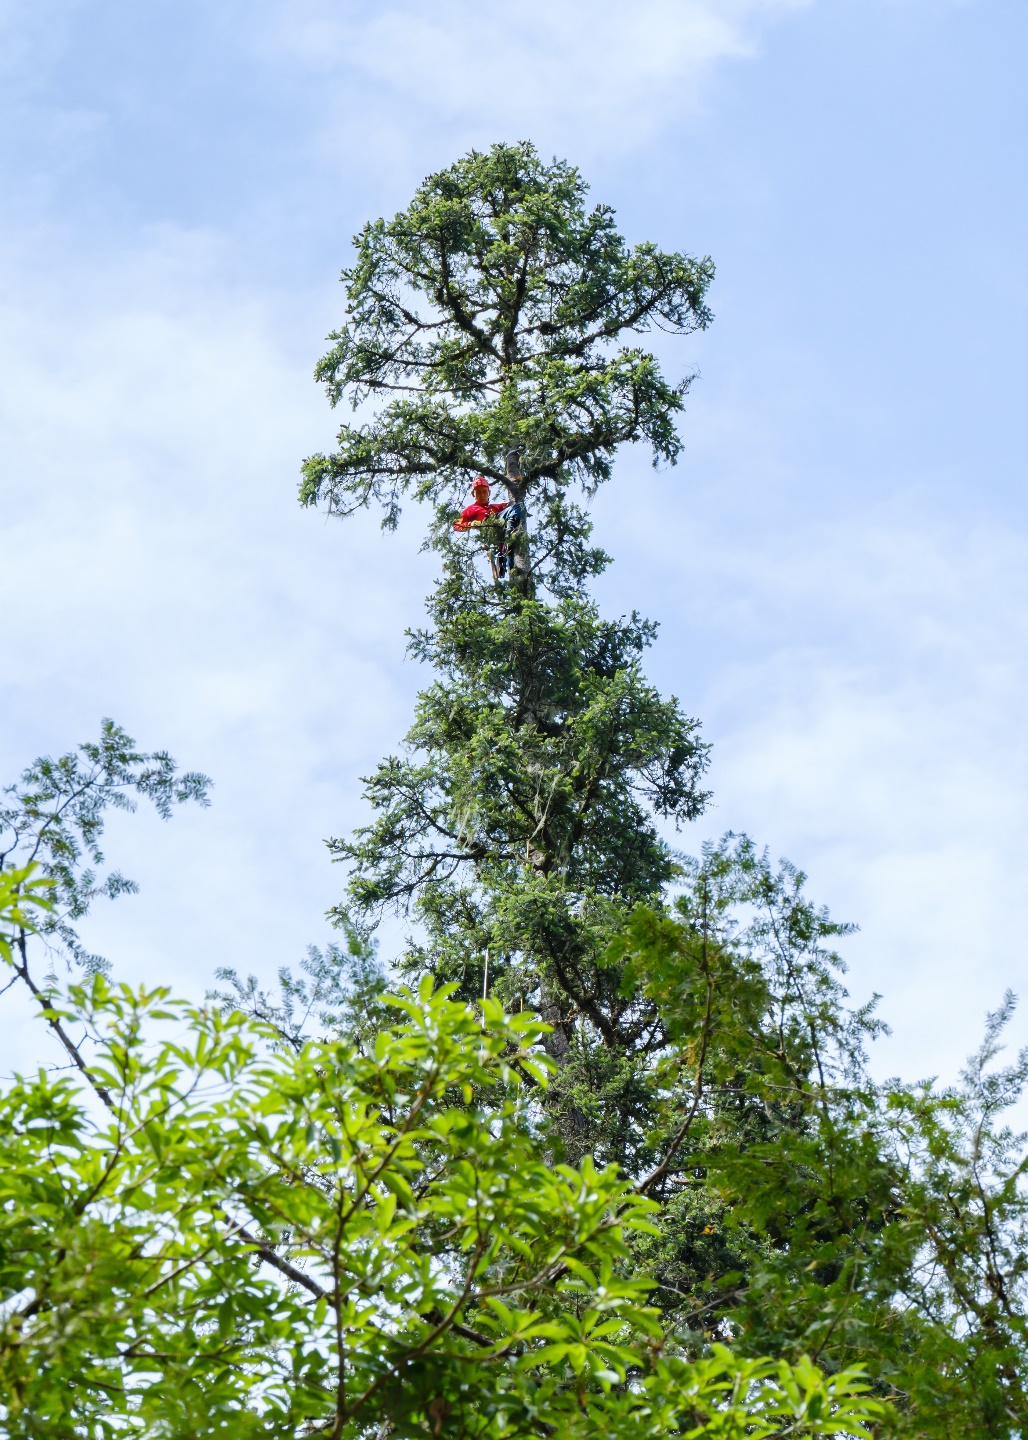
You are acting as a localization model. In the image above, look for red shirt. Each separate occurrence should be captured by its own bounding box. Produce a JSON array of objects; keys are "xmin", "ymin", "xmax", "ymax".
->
[{"xmin": 453, "ymin": 500, "xmax": 508, "ymax": 532}]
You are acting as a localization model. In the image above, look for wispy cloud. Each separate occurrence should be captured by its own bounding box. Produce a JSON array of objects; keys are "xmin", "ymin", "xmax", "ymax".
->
[{"xmin": 262, "ymin": 0, "xmax": 810, "ymax": 154}]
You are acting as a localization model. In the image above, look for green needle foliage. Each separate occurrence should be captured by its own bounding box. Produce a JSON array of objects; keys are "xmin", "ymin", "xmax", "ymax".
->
[
  {"xmin": 300, "ymin": 141, "xmax": 712, "ymax": 535},
  {"xmin": 306, "ymin": 139, "xmax": 712, "ymax": 1165}
]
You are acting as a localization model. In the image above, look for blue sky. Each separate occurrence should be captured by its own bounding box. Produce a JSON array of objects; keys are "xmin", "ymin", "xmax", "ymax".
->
[{"xmin": 2, "ymin": 0, "xmax": 1027, "ymax": 1083}]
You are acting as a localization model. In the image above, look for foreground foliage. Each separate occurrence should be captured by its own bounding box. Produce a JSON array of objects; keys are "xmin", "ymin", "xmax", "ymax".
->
[
  {"xmin": 3, "ymin": 726, "xmax": 1026, "ymax": 1435},
  {"xmin": 0, "ymin": 875, "xmax": 881, "ymax": 1437}
]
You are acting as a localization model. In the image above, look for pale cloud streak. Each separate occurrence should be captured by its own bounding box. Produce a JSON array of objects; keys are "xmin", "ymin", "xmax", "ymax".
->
[{"xmin": 262, "ymin": 0, "xmax": 811, "ymax": 154}]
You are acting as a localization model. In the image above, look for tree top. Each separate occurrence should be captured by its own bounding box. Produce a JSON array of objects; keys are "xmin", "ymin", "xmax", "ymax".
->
[{"xmin": 301, "ymin": 141, "xmax": 714, "ymax": 534}]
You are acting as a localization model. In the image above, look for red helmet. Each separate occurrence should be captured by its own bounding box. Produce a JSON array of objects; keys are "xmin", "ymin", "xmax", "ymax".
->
[{"xmin": 472, "ymin": 476, "xmax": 490, "ymax": 497}]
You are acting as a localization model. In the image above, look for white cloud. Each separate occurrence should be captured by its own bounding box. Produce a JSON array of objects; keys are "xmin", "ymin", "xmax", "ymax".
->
[{"xmin": 263, "ymin": 0, "xmax": 810, "ymax": 153}]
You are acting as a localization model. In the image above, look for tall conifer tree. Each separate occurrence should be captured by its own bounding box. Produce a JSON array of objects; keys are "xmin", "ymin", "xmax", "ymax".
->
[{"xmin": 302, "ymin": 142, "xmax": 714, "ymax": 1164}]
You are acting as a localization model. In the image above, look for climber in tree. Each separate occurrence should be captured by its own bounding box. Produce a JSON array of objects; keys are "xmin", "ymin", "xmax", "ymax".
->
[
  {"xmin": 452, "ymin": 476, "xmax": 509, "ymax": 531},
  {"xmin": 453, "ymin": 475, "xmax": 526, "ymax": 580}
]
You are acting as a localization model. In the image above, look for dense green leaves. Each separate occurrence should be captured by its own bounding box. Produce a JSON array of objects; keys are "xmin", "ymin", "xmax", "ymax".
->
[
  {"xmin": 0, "ymin": 902, "xmax": 883, "ymax": 1438},
  {"xmin": 610, "ymin": 840, "xmax": 1028, "ymax": 1436},
  {"xmin": 880, "ymin": 1000, "xmax": 1028, "ymax": 1430}
]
